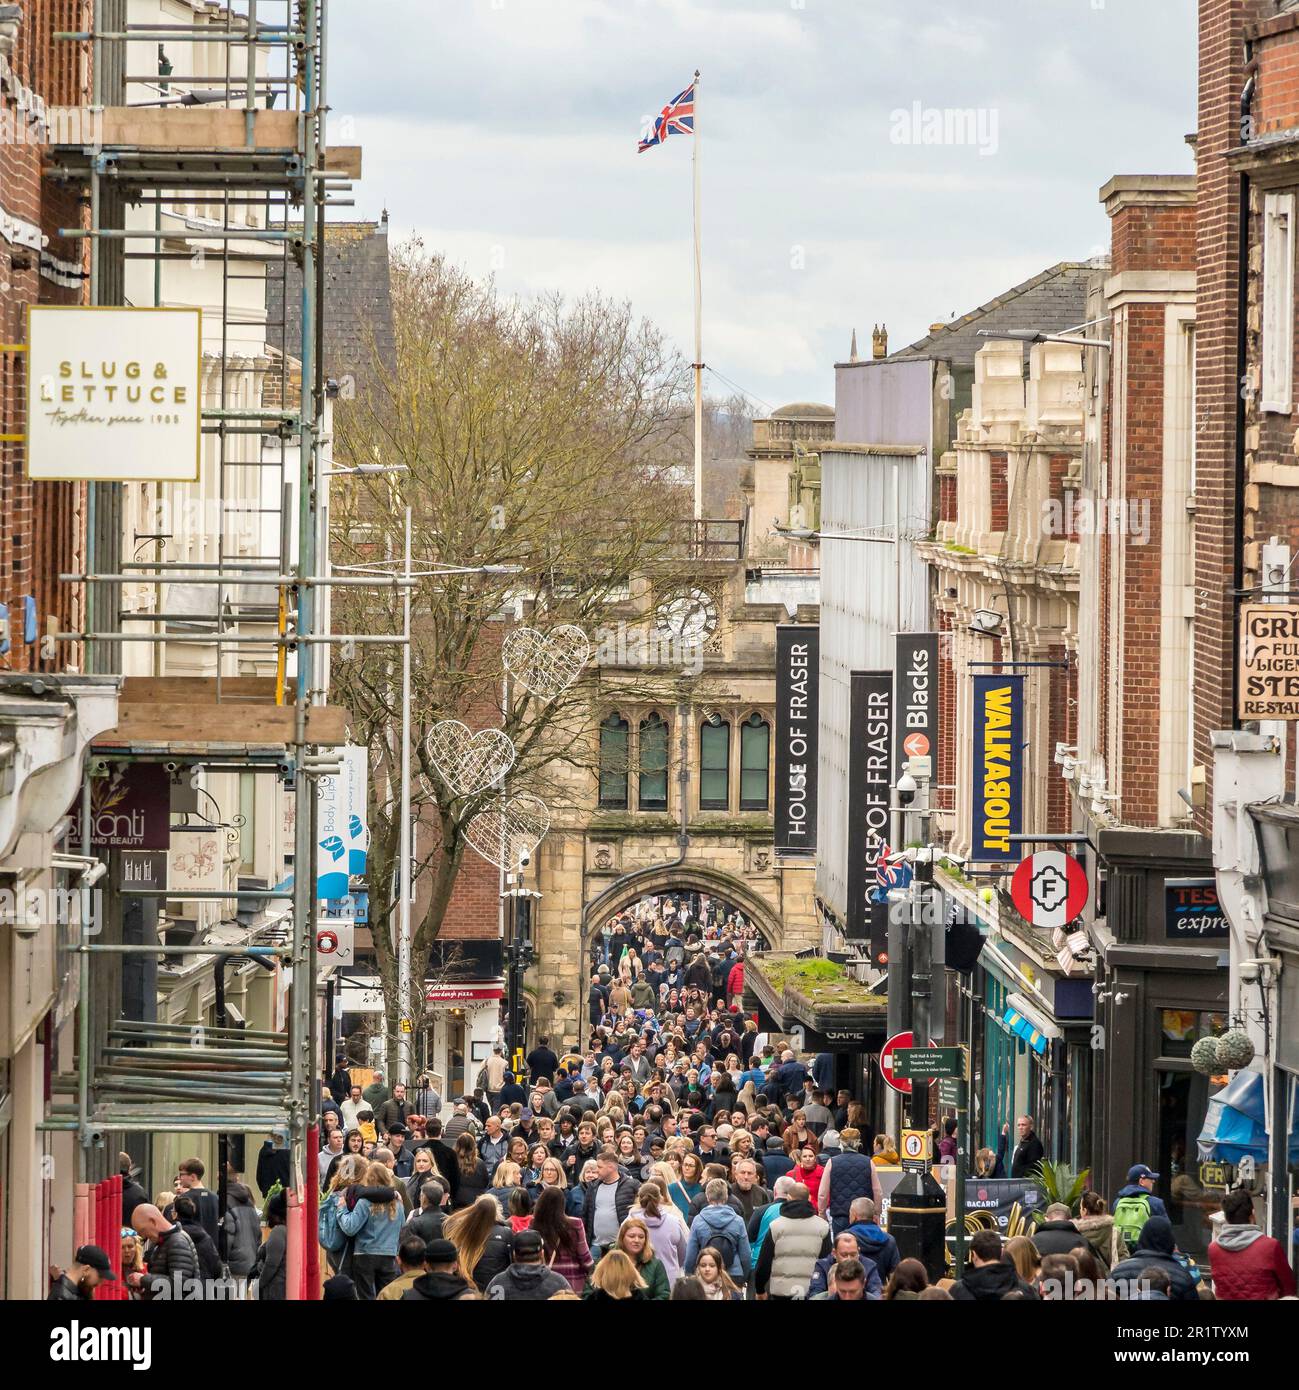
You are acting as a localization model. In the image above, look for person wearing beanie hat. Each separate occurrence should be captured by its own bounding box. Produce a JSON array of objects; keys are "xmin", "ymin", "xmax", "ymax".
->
[
  {"xmin": 484, "ymin": 1227, "xmax": 572, "ymax": 1301},
  {"xmin": 322, "ymin": 1274, "xmax": 358, "ymax": 1300},
  {"xmin": 402, "ymin": 1238, "xmax": 477, "ymax": 1301}
]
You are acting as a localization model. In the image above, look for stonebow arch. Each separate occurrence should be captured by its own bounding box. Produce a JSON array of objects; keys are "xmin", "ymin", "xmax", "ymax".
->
[{"xmin": 581, "ymin": 862, "xmax": 784, "ymax": 956}]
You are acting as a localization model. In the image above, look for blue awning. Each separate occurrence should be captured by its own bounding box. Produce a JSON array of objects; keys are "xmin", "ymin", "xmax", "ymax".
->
[
  {"xmin": 1002, "ymin": 1006, "xmax": 1050, "ymax": 1056},
  {"xmin": 1197, "ymin": 1068, "xmax": 1299, "ymax": 1164}
]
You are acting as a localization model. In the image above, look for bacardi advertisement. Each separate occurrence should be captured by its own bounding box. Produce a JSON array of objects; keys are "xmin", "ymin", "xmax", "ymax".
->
[
  {"xmin": 846, "ymin": 670, "xmax": 892, "ymax": 954},
  {"xmin": 774, "ymin": 625, "xmax": 819, "ymax": 854},
  {"xmin": 894, "ymin": 632, "xmax": 938, "ymax": 781}
]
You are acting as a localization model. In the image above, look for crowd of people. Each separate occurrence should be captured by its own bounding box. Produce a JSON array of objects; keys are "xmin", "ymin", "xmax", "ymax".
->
[{"xmin": 49, "ymin": 895, "xmax": 1296, "ymax": 1303}]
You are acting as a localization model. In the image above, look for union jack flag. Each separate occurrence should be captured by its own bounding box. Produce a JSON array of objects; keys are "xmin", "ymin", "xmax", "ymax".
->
[
  {"xmin": 872, "ymin": 842, "xmax": 912, "ymax": 900},
  {"xmin": 639, "ymin": 80, "xmax": 695, "ymax": 153}
]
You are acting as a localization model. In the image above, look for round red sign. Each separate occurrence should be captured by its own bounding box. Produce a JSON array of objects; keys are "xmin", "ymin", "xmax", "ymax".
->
[{"xmin": 1009, "ymin": 851, "xmax": 1088, "ymax": 930}]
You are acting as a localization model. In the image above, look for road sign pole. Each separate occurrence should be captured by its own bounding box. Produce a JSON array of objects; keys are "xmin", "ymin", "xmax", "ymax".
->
[{"xmin": 954, "ymin": 1076, "xmax": 968, "ymax": 1279}]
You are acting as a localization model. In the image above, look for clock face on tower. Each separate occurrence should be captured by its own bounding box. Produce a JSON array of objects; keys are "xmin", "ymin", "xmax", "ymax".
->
[{"xmin": 655, "ymin": 586, "xmax": 718, "ymax": 645}]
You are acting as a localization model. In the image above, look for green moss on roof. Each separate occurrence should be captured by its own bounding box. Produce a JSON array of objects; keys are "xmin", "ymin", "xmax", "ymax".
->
[{"xmin": 756, "ymin": 956, "xmax": 886, "ymax": 1011}]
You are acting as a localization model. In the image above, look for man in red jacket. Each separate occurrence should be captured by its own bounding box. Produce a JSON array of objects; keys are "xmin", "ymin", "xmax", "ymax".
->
[{"xmin": 1208, "ymin": 1188, "xmax": 1296, "ymax": 1300}]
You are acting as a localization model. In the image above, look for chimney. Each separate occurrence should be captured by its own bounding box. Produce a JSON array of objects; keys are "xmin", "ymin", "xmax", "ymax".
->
[
  {"xmin": 872, "ymin": 324, "xmax": 888, "ymax": 359},
  {"xmin": 849, "ymin": 328, "xmax": 859, "ymax": 363}
]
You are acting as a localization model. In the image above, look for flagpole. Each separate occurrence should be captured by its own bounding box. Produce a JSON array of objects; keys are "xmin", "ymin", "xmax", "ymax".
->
[{"xmin": 692, "ymin": 68, "xmax": 703, "ymax": 524}]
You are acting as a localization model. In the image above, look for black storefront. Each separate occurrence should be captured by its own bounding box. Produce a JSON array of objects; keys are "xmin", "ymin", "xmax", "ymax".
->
[{"xmin": 1084, "ymin": 825, "xmax": 1229, "ymax": 1263}]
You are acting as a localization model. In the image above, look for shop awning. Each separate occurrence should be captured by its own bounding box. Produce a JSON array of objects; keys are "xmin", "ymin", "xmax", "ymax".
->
[
  {"xmin": 1197, "ymin": 1067, "xmax": 1299, "ymax": 1164},
  {"xmin": 1002, "ymin": 993, "xmax": 1061, "ymax": 1056}
]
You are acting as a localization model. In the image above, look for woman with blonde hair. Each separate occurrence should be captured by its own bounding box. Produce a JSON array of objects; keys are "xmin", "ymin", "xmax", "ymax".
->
[
  {"xmin": 333, "ymin": 1159, "xmax": 402, "ymax": 1299},
  {"xmin": 633, "ymin": 1180, "xmax": 689, "ymax": 1287},
  {"xmin": 616, "ymin": 1215, "xmax": 671, "ymax": 1299},
  {"xmin": 1005, "ymin": 1234, "xmax": 1041, "ymax": 1285},
  {"xmin": 694, "ymin": 1245, "xmax": 743, "ymax": 1301},
  {"xmin": 873, "ymin": 1133, "xmax": 900, "ymax": 1166},
  {"xmin": 582, "ymin": 1247, "xmax": 648, "ymax": 1302},
  {"xmin": 488, "ymin": 1159, "xmax": 523, "ymax": 1211},
  {"xmin": 737, "ymin": 1079, "xmax": 759, "ymax": 1117},
  {"xmin": 444, "ymin": 1193, "xmax": 514, "ymax": 1292}
]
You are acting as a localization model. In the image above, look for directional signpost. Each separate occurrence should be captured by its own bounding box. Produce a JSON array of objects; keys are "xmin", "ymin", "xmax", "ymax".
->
[{"xmin": 895, "ymin": 1044, "xmax": 972, "ymax": 1279}]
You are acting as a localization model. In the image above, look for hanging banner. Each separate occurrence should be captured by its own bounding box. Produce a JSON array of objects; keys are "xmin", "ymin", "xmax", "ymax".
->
[
  {"xmin": 774, "ymin": 625, "xmax": 819, "ymax": 854},
  {"xmin": 316, "ymin": 745, "xmax": 369, "ymax": 900},
  {"xmin": 970, "ymin": 674, "xmax": 1023, "ymax": 862},
  {"xmin": 72, "ymin": 763, "xmax": 171, "ymax": 850},
  {"xmin": 894, "ymin": 632, "xmax": 938, "ymax": 781},
  {"xmin": 1238, "ymin": 603, "xmax": 1299, "ymax": 719},
  {"xmin": 846, "ymin": 670, "xmax": 892, "ymax": 952},
  {"xmin": 25, "ymin": 306, "xmax": 202, "ymax": 481}
]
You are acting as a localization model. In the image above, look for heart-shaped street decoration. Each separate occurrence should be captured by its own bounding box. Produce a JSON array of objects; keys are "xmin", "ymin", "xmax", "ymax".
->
[
  {"xmin": 462, "ymin": 792, "xmax": 551, "ymax": 872},
  {"xmin": 502, "ymin": 624, "xmax": 589, "ymax": 701},
  {"xmin": 425, "ymin": 720, "xmax": 516, "ymax": 797}
]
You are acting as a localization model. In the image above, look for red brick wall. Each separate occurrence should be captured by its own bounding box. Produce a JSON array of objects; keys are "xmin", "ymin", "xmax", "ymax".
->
[
  {"xmin": 1253, "ymin": 10, "xmax": 1299, "ymax": 134},
  {"xmin": 938, "ymin": 471, "xmax": 957, "ymax": 525},
  {"xmin": 1110, "ymin": 203, "xmax": 1198, "ymax": 274},
  {"xmin": 1, "ymin": 1, "xmax": 90, "ymax": 675},
  {"xmin": 1194, "ymin": 0, "xmax": 1265, "ymax": 830},
  {"xmin": 417, "ymin": 622, "xmax": 505, "ymax": 943},
  {"xmin": 989, "ymin": 451, "xmax": 1008, "ymax": 532},
  {"xmin": 1047, "ymin": 643, "xmax": 1075, "ymax": 832}
]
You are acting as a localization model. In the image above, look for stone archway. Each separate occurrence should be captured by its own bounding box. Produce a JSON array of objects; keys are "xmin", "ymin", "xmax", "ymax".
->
[{"xmin": 581, "ymin": 862, "xmax": 785, "ymax": 956}]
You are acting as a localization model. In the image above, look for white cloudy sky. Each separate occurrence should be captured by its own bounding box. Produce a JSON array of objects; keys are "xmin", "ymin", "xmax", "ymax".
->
[{"xmin": 327, "ymin": 0, "xmax": 1196, "ymax": 411}]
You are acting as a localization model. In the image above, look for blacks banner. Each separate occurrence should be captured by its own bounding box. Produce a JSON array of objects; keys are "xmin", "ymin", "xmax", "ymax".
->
[
  {"xmin": 894, "ymin": 631, "xmax": 939, "ymax": 781},
  {"xmin": 846, "ymin": 670, "xmax": 892, "ymax": 955},
  {"xmin": 774, "ymin": 625, "xmax": 819, "ymax": 854}
]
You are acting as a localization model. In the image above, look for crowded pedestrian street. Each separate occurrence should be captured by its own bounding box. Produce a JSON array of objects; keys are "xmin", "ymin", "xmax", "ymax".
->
[{"xmin": 3, "ymin": 0, "xmax": 1296, "ymax": 1363}]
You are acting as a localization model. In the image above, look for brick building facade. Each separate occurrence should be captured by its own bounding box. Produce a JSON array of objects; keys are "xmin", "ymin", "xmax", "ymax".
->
[{"xmin": 0, "ymin": 2, "xmax": 88, "ymax": 673}]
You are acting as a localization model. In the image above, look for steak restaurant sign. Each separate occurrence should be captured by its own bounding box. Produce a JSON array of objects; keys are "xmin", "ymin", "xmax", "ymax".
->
[
  {"xmin": 25, "ymin": 306, "xmax": 202, "ymax": 481},
  {"xmin": 1238, "ymin": 603, "xmax": 1299, "ymax": 720}
]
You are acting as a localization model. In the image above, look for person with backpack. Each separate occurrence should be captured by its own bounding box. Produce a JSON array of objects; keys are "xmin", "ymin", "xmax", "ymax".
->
[
  {"xmin": 1112, "ymin": 1164, "xmax": 1168, "ymax": 1249},
  {"xmin": 684, "ymin": 1178, "xmax": 752, "ymax": 1283}
]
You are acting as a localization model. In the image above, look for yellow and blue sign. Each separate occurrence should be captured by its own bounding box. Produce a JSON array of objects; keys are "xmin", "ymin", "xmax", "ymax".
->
[{"xmin": 971, "ymin": 674, "xmax": 1023, "ymax": 862}]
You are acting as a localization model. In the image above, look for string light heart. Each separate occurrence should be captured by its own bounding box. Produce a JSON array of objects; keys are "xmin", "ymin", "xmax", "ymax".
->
[
  {"xmin": 462, "ymin": 793, "xmax": 551, "ymax": 873},
  {"xmin": 502, "ymin": 625, "xmax": 589, "ymax": 701},
  {"xmin": 425, "ymin": 720, "xmax": 516, "ymax": 797}
]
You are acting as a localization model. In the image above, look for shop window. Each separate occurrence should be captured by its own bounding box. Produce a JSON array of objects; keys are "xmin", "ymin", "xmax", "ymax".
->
[
  {"xmin": 739, "ymin": 713, "xmax": 770, "ymax": 810},
  {"xmin": 598, "ymin": 714, "xmax": 629, "ymax": 809},
  {"xmin": 1159, "ymin": 1009, "xmax": 1228, "ymax": 1061},
  {"xmin": 700, "ymin": 718, "xmax": 730, "ymax": 810},
  {"xmin": 638, "ymin": 714, "xmax": 669, "ymax": 811}
]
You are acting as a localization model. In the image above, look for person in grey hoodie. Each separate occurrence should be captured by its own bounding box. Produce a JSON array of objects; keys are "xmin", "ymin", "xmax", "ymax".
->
[
  {"xmin": 222, "ymin": 1176, "xmax": 262, "ymax": 1280},
  {"xmin": 484, "ymin": 1229, "xmax": 572, "ymax": 1300}
]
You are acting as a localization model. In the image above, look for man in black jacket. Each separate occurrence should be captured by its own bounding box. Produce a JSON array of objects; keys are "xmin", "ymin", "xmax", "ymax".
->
[
  {"xmin": 526, "ymin": 1036, "xmax": 560, "ymax": 1083},
  {"xmin": 1006, "ymin": 1116, "xmax": 1046, "ymax": 1179},
  {"xmin": 175, "ymin": 1157, "xmax": 220, "ymax": 1246},
  {"xmin": 48, "ymin": 1245, "xmax": 116, "ymax": 1301},
  {"xmin": 131, "ymin": 1203, "xmax": 202, "ymax": 1300},
  {"xmin": 173, "ymin": 1194, "xmax": 222, "ymax": 1282},
  {"xmin": 119, "ymin": 1152, "xmax": 148, "ymax": 1227},
  {"xmin": 406, "ymin": 1180, "xmax": 447, "ymax": 1244},
  {"xmin": 1032, "ymin": 1204, "xmax": 1092, "ymax": 1259},
  {"xmin": 950, "ymin": 1230, "xmax": 1039, "ymax": 1301}
]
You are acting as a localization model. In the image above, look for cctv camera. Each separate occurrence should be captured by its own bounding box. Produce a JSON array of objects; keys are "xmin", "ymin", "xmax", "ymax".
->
[
  {"xmin": 896, "ymin": 771, "xmax": 918, "ymax": 807},
  {"xmin": 519, "ymin": 849, "xmax": 531, "ymax": 869}
]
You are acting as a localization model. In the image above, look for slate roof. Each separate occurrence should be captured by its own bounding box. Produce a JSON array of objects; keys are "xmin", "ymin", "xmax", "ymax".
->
[
  {"xmin": 882, "ymin": 261, "xmax": 1099, "ymax": 370},
  {"xmin": 266, "ymin": 218, "xmax": 396, "ymax": 392}
]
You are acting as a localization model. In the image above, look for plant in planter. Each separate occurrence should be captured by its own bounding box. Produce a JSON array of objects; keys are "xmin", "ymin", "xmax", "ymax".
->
[{"xmin": 1029, "ymin": 1159, "xmax": 1091, "ymax": 1218}]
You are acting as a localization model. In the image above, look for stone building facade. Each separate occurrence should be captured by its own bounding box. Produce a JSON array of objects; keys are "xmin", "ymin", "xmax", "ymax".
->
[{"xmin": 527, "ymin": 484, "xmax": 826, "ymax": 1051}]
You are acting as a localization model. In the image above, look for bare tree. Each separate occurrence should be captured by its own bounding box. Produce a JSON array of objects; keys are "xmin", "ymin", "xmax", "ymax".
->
[{"xmin": 329, "ymin": 242, "xmax": 696, "ymax": 1056}]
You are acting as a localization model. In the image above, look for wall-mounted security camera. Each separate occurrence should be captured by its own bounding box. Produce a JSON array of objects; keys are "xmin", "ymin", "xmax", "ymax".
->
[
  {"xmin": 519, "ymin": 849, "xmax": 531, "ymax": 869},
  {"xmin": 971, "ymin": 608, "xmax": 1003, "ymax": 635},
  {"xmin": 896, "ymin": 771, "xmax": 918, "ymax": 808}
]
